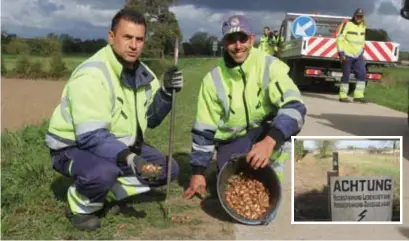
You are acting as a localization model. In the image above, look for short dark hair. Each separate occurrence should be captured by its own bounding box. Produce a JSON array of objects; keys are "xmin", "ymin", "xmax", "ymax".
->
[
  {"xmin": 264, "ymin": 26, "xmax": 270, "ymax": 30},
  {"xmin": 111, "ymin": 8, "xmax": 147, "ymax": 32}
]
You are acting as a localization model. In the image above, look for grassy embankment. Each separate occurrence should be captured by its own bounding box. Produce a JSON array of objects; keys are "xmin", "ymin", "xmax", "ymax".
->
[{"xmin": 1, "ymin": 57, "xmax": 237, "ymax": 240}]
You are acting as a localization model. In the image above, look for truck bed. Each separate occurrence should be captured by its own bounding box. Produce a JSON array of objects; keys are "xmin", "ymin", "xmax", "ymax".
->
[{"xmin": 280, "ymin": 37, "xmax": 400, "ymax": 63}]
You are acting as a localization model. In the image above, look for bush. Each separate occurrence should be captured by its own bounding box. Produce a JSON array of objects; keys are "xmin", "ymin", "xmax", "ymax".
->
[
  {"xmin": 1, "ymin": 55, "xmax": 6, "ymax": 75},
  {"xmin": 12, "ymin": 54, "xmax": 46, "ymax": 79},
  {"xmin": 48, "ymin": 53, "xmax": 68, "ymax": 79},
  {"xmin": 294, "ymin": 140, "xmax": 305, "ymax": 161}
]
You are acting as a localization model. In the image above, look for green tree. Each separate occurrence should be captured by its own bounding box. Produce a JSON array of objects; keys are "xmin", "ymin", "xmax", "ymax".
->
[
  {"xmin": 316, "ymin": 140, "xmax": 337, "ymax": 158},
  {"xmin": 5, "ymin": 38, "xmax": 30, "ymax": 55},
  {"xmin": 294, "ymin": 140, "xmax": 305, "ymax": 161},
  {"xmin": 125, "ymin": 0, "xmax": 182, "ymax": 59}
]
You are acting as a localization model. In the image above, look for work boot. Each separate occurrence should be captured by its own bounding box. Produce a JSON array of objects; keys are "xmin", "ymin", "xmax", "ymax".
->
[
  {"xmin": 353, "ymin": 98, "xmax": 368, "ymax": 103},
  {"xmin": 339, "ymin": 97, "xmax": 351, "ymax": 103},
  {"xmin": 65, "ymin": 208, "xmax": 101, "ymax": 231}
]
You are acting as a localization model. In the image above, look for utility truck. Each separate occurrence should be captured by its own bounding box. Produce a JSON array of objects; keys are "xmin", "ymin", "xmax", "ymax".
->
[{"xmin": 277, "ymin": 12, "xmax": 400, "ymax": 91}]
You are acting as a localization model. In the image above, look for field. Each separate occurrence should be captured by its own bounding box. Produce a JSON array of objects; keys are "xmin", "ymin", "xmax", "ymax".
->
[
  {"xmin": 1, "ymin": 54, "xmax": 408, "ymax": 239},
  {"xmin": 1, "ymin": 58, "xmax": 236, "ymax": 240},
  {"xmin": 293, "ymin": 152, "xmax": 401, "ymax": 222},
  {"xmin": 3, "ymin": 54, "xmax": 408, "ymax": 112}
]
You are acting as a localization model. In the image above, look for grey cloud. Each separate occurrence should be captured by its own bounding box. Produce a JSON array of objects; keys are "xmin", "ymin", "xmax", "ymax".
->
[
  {"xmin": 177, "ymin": 0, "xmax": 376, "ymax": 16},
  {"xmin": 68, "ymin": 0, "xmax": 124, "ymax": 10},
  {"xmin": 378, "ymin": 2, "xmax": 400, "ymax": 15}
]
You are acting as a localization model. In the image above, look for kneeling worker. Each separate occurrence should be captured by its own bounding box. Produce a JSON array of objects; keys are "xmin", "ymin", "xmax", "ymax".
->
[
  {"xmin": 45, "ymin": 8, "xmax": 183, "ymax": 231},
  {"xmin": 183, "ymin": 15, "xmax": 306, "ymax": 222}
]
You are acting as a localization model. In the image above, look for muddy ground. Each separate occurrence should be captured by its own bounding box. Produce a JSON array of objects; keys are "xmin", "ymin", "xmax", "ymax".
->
[{"xmin": 1, "ymin": 78, "xmax": 66, "ymax": 131}]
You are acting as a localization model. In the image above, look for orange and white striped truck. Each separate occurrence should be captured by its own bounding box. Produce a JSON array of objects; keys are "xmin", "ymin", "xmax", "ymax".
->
[{"xmin": 277, "ymin": 12, "xmax": 400, "ymax": 91}]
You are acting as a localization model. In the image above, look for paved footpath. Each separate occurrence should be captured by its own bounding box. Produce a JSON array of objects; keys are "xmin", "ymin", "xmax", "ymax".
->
[{"xmin": 234, "ymin": 93, "xmax": 409, "ymax": 240}]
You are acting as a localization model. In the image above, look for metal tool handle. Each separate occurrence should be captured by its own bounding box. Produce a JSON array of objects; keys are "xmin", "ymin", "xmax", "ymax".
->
[{"xmin": 165, "ymin": 37, "xmax": 179, "ymax": 219}]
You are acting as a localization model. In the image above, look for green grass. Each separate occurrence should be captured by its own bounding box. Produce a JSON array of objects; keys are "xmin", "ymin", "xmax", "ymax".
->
[
  {"xmin": 365, "ymin": 67, "xmax": 409, "ymax": 112},
  {"xmin": 0, "ymin": 58, "xmax": 234, "ymax": 240}
]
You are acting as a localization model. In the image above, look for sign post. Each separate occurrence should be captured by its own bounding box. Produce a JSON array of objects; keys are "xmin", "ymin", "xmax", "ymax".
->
[
  {"xmin": 212, "ymin": 41, "xmax": 218, "ymax": 56},
  {"xmin": 291, "ymin": 15, "xmax": 317, "ymax": 39},
  {"xmin": 329, "ymin": 176, "xmax": 394, "ymax": 221}
]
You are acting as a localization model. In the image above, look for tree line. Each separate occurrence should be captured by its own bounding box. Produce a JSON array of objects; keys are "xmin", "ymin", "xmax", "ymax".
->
[{"xmin": 1, "ymin": 30, "xmax": 223, "ymax": 58}]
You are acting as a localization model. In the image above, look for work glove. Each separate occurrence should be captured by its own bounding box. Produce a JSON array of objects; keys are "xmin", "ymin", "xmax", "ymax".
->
[
  {"xmin": 162, "ymin": 66, "xmax": 183, "ymax": 94},
  {"xmin": 125, "ymin": 153, "xmax": 162, "ymax": 180}
]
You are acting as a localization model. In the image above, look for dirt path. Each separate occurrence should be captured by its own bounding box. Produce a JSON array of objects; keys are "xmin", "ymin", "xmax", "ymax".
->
[
  {"xmin": 234, "ymin": 92, "xmax": 409, "ymax": 240},
  {"xmin": 1, "ymin": 78, "xmax": 66, "ymax": 131}
]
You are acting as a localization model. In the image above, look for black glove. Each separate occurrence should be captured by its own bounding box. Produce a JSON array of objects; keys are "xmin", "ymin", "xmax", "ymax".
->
[
  {"xmin": 125, "ymin": 153, "xmax": 162, "ymax": 179},
  {"xmin": 163, "ymin": 66, "xmax": 183, "ymax": 93}
]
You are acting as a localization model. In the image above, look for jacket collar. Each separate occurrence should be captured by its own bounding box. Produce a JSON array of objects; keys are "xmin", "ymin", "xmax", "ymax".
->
[
  {"xmin": 222, "ymin": 47, "xmax": 258, "ymax": 77},
  {"xmin": 104, "ymin": 45, "xmax": 154, "ymax": 90}
]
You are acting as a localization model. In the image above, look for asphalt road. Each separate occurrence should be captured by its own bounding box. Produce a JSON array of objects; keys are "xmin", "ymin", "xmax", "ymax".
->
[{"xmin": 234, "ymin": 92, "xmax": 409, "ymax": 240}]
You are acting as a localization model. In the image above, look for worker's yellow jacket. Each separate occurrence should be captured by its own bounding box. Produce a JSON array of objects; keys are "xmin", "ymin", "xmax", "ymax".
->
[
  {"xmin": 336, "ymin": 20, "xmax": 366, "ymax": 58},
  {"xmin": 190, "ymin": 47, "xmax": 306, "ymax": 173},
  {"xmin": 45, "ymin": 44, "xmax": 173, "ymax": 160}
]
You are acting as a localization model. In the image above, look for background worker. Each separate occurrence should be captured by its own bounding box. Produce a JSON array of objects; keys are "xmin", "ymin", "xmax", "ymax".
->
[
  {"xmin": 259, "ymin": 26, "xmax": 274, "ymax": 55},
  {"xmin": 271, "ymin": 30, "xmax": 283, "ymax": 56},
  {"xmin": 183, "ymin": 15, "xmax": 306, "ymax": 224},
  {"xmin": 45, "ymin": 8, "xmax": 183, "ymax": 231},
  {"xmin": 336, "ymin": 8, "xmax": 368, "ymax": 103}
]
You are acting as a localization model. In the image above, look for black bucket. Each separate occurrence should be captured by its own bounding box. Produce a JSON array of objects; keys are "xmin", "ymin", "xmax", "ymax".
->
[{"xmin": 216, "ymin": 154, "xmax": 282, "ymax": 225}]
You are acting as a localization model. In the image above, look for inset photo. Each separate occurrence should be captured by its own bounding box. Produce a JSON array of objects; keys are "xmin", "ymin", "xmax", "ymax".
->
[{"xmin": 291, "ymin": 136, "xmax": 402, "ymax": 224}]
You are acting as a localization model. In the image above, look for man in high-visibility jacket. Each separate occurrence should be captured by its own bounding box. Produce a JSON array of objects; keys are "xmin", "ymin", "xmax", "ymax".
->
[
  {"xmin": 259, "ymin": 26, "xmax": 274, "ymax": 55},
  {"xmin": 183, "ymin": 15, "xmax": 306, "ymax": 224},
  {"xmin": 45, "ymin": 8, "xmax": 183, "ymax": 231},
  {"xmin": 271, "ymin": 30, "xmax": 284, "ymax": 56},
  {"xmin": 336, "ymin": 8, "xmax": 368, "ymax": 103}
]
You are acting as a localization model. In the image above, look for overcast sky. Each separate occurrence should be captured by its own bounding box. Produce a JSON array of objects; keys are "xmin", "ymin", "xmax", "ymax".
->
[
  {"xmin": 303, "ymin": 140, "xmax": 398, "ymax": 149},
  {"xmin": 2, "ymin": 0, "xmax": 408, "ymax": 50}
]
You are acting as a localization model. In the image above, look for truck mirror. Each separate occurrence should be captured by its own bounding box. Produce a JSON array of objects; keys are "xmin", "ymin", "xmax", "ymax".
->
[{"xmin": 402, "ymin": 0, "xmax": 409, "ymax": 20}]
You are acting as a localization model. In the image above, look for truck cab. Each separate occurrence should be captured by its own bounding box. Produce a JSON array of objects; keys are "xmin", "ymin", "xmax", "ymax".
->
[{"xmin": 276, "ymin": 12, "xmax": 400, "ymax": 91}]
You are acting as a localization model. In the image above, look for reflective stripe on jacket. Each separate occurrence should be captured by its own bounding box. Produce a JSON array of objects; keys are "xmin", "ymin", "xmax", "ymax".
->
[
  {"xmin": 336, "ymin": 21, "xmax": 366, "ymax": 58},
  {"xmin": 190, "ymin": 47, "xmax": 306, "ymax": 168},
  {"xmin": 45, "ymin": 45, "xmax": 172, "ymax": 160}
]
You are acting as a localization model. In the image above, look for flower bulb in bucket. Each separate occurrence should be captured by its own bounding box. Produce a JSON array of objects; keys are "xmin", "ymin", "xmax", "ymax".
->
[{"xmin": 216, "ymin": 153, "xmax": 282, "ymax": 225}]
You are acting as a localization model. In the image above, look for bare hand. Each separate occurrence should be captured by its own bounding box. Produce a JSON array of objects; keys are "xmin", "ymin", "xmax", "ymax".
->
[
  {"xmin": 182, "ymin": 175, "xmax": 207, "ymax": 200},
  {"xmin": 246, "ymin": 136, "xmax": 276, "ymax": 170}
]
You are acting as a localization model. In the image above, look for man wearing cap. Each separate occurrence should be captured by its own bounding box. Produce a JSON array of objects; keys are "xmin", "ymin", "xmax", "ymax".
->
[
  {"xmin": 259, "ymin": 26, "xmax": 274, "ymax": 55},
  {"xmin": 336, "ymin": 8, "xmax": 368, "ymax": 103},
  {"xmin": 183, "ymin": 15, "xmax": 306, "ymax": 224}
]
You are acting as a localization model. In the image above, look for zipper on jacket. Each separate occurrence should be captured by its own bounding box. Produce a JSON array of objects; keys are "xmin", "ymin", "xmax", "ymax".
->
[
  {"xmin": 132, "ymin": 90, "xmax": 142, "ymax": 153},
  {"xmin": 238, "ymin": 67, "xmax": 250, "ymax": 133}
]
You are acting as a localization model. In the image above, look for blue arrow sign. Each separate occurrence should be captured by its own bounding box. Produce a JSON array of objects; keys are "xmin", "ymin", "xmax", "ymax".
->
[{"xmin": 291, "ymin": 15, "xmax": 317, "ymax": 39}]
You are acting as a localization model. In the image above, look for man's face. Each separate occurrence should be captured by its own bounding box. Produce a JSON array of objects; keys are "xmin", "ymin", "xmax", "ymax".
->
[
  {"xmin": 264, "ymin": 28, "xmax": 270, "ymax": 35},
  {"xmin": 108, "ymin": 18, "xmax": 145, "ymax": 64},
  {"xmin": 224, "ymin": 32, "xmax": 255, "ymax": 64},
  {"xmin": 354, "ymin": 14, "xmax": 363, "ymax": 23},
  {"xmin": 273, "ymin": 31, "xmax": 278, "ymax": 36}
]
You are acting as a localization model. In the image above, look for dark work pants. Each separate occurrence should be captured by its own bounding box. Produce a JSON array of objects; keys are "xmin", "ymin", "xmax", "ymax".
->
[
  {"xmin": 51, "ymin": 144, "xmax": 179, "ymax": 212},
  {"xmin": 215, "ymin": 127, "xmax": 289, "ymax": 183},
  {"xmin": 341, "ymin": 54, "xmax": 367, "ymax": 83},
  {"xmin": 216, "ymin": 127, "xmax": 265, "ymax": 169}
]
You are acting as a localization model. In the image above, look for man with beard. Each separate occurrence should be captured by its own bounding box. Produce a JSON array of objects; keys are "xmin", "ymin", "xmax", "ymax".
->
[
  {"xmin": 183, "ymin": 15, "xmax": 306, "ymax": 224},
  {"xmin": 45, "ymin": 8, "xmax": 183, "ymax": 231}
]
